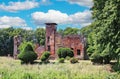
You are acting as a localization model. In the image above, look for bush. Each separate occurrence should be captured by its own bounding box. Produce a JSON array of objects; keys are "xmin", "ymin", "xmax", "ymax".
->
[
  {"xmin": 58, "ymin": 58, "xmax": 65, "ymax": 63},
  {"xmin": 41, "ymin": 51, "xmax": 50, "ymax": 62},
  {"xmin": 90, "ymin": 53, "xmax": 103, "ymax": 64},
  {"xmin": 112, "ymin": 63, "xmax": 120, "ymax": 72},
  {"xmin": 66, "ymin": 56, "xmax": 71, "ymax": 60},
  {"xmin": 57, "ymin": 47, "xmax": 74, "ymax": 58},
  {"xmin": 70, "ymin": 58, "xmax": 78, "ymax": 64},
  {"xmin": 66, "ymin": 48, "xmax": 74, "ymax": 57},
  {"xmin": 18, "ymin": 42, "xmax": 37, "ymax": 64}
]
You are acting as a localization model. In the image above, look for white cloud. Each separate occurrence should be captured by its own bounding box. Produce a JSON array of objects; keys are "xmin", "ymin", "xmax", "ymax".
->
[
  {"xmin": 22, "ymin": 26, "xmax": 32, "ymax": 30},
  {"xmin": 0, "ymin": 16, "xmax": 27, "ymax": 28},
  {"xmin": 69, "ymin": 10, "xmax": 92, "ymax": 26},
  {"xmin": 0, "ymin": 1, "xmax": 39, "ymax": 12},
  {"xmin": 31, "ymin": 10, "xmax": 69, "ymax": 25},
  {"xmin": 40, "ymin": 0, "xmax": 51, "ymax": 5},
  {"xmin": 57, "ymin": 0, "xmax": 93, "ymax": 8},
  {"xmin": 68, "ymin": 0, "xmax": 93, "ymax": 8},
  {"xmin": 31, "ymin": 10, "xmax": 92, "ymax": 27}
]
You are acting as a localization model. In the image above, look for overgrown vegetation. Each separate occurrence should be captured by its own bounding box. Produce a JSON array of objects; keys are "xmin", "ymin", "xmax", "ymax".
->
[
  {"xmin": 18, "ymin": 42, "xmax": 37, "ymax": 64},
  {"xmin": 0, "ymin": 28, "xmax": 45, "ymax": 56},
  {"xmin": 41, "ymin": 51, "xmax": 50, "ymax": 62},
  {"xmin": 58, "ymin": 58, "xmax": 65, "ymax": 63},
  {"xmin": 80, "ymin": 0, "xmax": 120, "ymax": 67},
  {"xmin": 0, "ymin": 57, "xmax": 120, "ymax": 79},
  {"xmin": 57, "ymin": 47, "xmax": 74, "ymax": 58},
  {"xmin": 70, "ymin": 58, "xmax": 78, "ymax": 64}
]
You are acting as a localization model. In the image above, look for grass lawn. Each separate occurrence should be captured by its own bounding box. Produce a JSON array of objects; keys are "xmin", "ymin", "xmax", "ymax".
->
[{"xmin": 0, "ymin": 57, "xmax": 119, "ymax": 79}]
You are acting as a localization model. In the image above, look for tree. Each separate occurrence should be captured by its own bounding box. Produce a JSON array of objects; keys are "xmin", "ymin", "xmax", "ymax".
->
[
  {"xmin": 35, "ymin": 28, "xmax": 45, "ymax": 45},
  {"xmin": 64, "ymin": 27, "xmax": 80, "ymax": 36},
  {"xmin": 58, "ymin": 27, "xmax": 80, "ymax": 36},
  {"xmin": 89, "ymin": 0, "xmax": 120, "ymax": 64},
  {"xmin": 18, "ymin": 42, "xmax": 37, "ymax": 64},
  {"xmin": 0, "ymin": 27, "xmax": 14, "ymax": 56}
]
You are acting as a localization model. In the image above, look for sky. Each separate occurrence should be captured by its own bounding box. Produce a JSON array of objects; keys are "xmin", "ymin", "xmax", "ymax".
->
[{"xmin": 0, "ymin": 0, "xmax": 93, "ymax": 30}]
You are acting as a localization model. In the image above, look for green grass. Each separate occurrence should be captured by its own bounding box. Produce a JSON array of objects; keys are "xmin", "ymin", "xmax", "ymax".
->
[{"xmin": 0, "ymin": 57, "xmax": 119, "ymax": 79}]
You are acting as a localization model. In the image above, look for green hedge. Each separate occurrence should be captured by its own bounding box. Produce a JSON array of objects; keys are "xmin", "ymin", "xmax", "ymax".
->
[
  {"xmin": 41, "ymin": 51, "xmax": 50, "ymax": 62},
  {"xmin": 18, "ymin": 42, "xmax": 37, "ymax": 64},
  {"xmin": 57, "ymin": 47, "xmax": 74, "ymax": 58}
]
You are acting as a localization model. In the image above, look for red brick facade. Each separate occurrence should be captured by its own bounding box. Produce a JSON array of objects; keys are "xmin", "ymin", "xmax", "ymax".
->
[
  {"xmin": 14, "ymin": 23, "xmax": 86, "ymax": 59},
  {"xmin": 45, "ymin": 23, "xmax": 86, "ymax": 59}
]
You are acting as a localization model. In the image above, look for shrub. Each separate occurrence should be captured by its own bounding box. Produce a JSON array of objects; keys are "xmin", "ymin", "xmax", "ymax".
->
[
  {"xmin": 70, "ymin": 58, "xmax": 78, "ymax": 64},
  {"xmin": 66, "ymin": 48, "xmax": 74, "ymax": 57},
  {"xmin": 58, "ymin": 58, "xmax": 65, "ymax": 63},
  {"xmin": 57, "ymin": 48, "xmax": 66, "ymax": 58},
  {"xmin": 90, "ymin": 53, "xmax": 103, "ymax": 64},
  {"xmin": 57, "ymin": 47, "xmax": 74, "ymax": 58},
  {"xmin": 18, "ymin": 42, "xmax": 37, "ymax": 64},
  {"xmin": 41, "ymin": 51, "xmax": 50, "ymax": 62},
  {"xmin": 66, "ymin": 56, "xmax": 71, "ymax": 60}
]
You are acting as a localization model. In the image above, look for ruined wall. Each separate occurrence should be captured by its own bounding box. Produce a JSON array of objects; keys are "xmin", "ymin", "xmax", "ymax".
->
[
  {"xmin": 13, "ymin": 35, "xmax": 22, "ymax": 59},
  {"xmin": 34, "ymin": 44, "xmax": 45, "ymax": 59},
  {"xmin": 62, "ymin": 35, "xmax": 86, "ymax": 59},
  {"xmin": 45, "ymin": 23, "xmax": 86, "ymax": 59}
]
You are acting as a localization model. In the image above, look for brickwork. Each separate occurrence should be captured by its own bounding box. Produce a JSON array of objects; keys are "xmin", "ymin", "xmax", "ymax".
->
[
  {"xmin": 45, "ymin": 23, "xmax": 57, "ymax": 57},
  {"xmin": 34, "ymin": 44, "xmax": 45, "ymax": 59},
  {"xmin": 13, "ymin": 23, "xmax": 86, "ymax": 59},
  {"xmin": 13, "ymin": 35, "xmax": 22, "ymax": 59},
  {"xmin": 45, "ymin": 23, "xmax": 86, "ymax": 59}
]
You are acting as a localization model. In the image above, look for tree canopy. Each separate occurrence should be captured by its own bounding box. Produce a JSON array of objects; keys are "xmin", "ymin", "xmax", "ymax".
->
[
  {"xmin": 87, "ymin": 0, "xmax": 120, "ymax": 64},
  {"xmin": 0, "ymin": 27, "xmax": 45, "ymax": 56}
]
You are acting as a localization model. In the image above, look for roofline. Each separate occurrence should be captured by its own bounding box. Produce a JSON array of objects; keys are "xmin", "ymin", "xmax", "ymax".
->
[{"xmin": 45, "ymin": 23, "xmax": 57, "ymax": 25}]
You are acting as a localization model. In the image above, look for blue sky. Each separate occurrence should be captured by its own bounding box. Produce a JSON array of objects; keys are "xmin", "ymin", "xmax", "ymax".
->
[{"xmin": 0, "ymin": 0, "xmax": 93, "ymax": 30}]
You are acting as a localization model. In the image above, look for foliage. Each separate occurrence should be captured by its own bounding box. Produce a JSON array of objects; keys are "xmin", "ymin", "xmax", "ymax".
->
[
  {"xmin": 17, "ymin": 42, "xmax": 37, "ymax": 63},
  {"xmin": 86, "ymin": 0, "xmax": 120, "ymax": 64},
  {"xmin": 34, "ymin": 28, "xmax": 45, "ymax": 45},
  {"xmin": 58, "ymin": 27, "xmax": 80, "ymax": 36},
  {"xmin": 0, "ymin": 57, "xmax": 120, "ymax": 79},
  {"xmin": 70, "ymin": 58, "xmax": 78, "ymax": 64},
  {"xmin": 90, "ymin": 53, "xmax": 103, "ymax": 64},
  {"xmin": 0, "ymin": 27, "xmax": 45, "ymax": 56},
  {"xmin": 66, "ymin": 56, "xmax": 71, "ymax": 60},
  {"xmin": 58, "ymin": 58, "xmax": 65, "ymax": 63},
  {"xmin": 41, "ymin": 51, "xmax": 50, "ymax": 62},
  {"xmin": 0, "ymin": 27, "xmax": 14, "ymax": 56},
  {"xmin": 57, "ymin": 47, "xmax": 74, "ymax": 58}
]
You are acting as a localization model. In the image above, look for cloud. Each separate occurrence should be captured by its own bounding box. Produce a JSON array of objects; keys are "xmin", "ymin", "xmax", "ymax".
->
[
  {"xmin": 40, "ymin": 0, "xmax": 51, "ymax": 5},
  {"xmin": 31, "ymin": 10, "xmax": 68, "ymax": 25},
  {"xmin": 57, "ymin": 0, "xmax": 93, "ymax": 8},
  {"xmin": 0, "ymin": 1, "xmax": 39, "ymax": 12},
  {"xmin": 31, "ymin": 10, "xmax": 92, "ymax": 27},
  {"xmin": 68, "ymin": 0, "xmax": 93, "ymax": 8},
  {"xmin": 0, "ymin": 16, "xmax": 27, "ymax": 28},
  {"xmin": 69, "ymin": 10, "xmax": 92, "ymax": 26},
  {"xmin": 22, "ymin": 26, "xmax": 32, "ymax": 30}
]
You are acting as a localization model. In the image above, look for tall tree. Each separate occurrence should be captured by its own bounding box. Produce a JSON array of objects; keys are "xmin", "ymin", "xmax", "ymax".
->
[
  {"xmin": 35, "ymin": 28, "xmax": 45, "ymax": 45},
  {"xmin": 89, "ymin": 0, "xmax": 120, "ymax": 64}
]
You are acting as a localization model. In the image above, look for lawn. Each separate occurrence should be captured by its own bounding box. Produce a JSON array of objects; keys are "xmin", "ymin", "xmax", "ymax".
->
[{"xmin": 0, "ymin": 57, "xmax": 119, "ymax": 79}]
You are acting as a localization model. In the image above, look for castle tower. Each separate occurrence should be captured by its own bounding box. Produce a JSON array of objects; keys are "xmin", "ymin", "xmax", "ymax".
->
[
  {"xmin": 45, "ymin": 23, "xmax": 57, "ymax": 57},
  {"xmin": 13, "ymin": 35, "xmax": 22, "ymax": 59}
]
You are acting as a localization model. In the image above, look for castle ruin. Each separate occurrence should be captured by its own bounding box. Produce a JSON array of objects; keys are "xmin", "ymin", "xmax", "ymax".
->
[{"xmin": 14, "ymin": 23, "xmax": 87, "ymax": 59}]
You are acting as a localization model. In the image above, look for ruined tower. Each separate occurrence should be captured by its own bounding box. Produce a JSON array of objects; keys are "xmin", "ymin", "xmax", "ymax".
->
[
  {"xmin": 45, "ymin": 23, "xmax": 57, "ymax": 57},
  {"xmin": 13, "ymin": 35, "xmax": 22, "ymax": 59}
]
